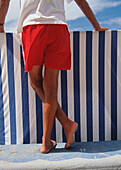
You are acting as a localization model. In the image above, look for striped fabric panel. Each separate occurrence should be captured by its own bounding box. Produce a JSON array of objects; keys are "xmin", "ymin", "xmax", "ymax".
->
[
  {"xmin": 111, "ymin": 31, "xmax": 117, "ymax": 140},
  {"xmin": 80, "ymin": 31, "xmax": 87, "ymax": 142},
  {"xmin": 73, "ymin": 32, "xmax": 81, "ymax": 142},
  {"xmin": 99, "ymin": 31, "xmax": 105, "ymax": 141},
  {"xmin": 6, "ymin": 34, "xmax": 16, "ymax": 144},
  {"xmin": 92, "ymin": 31, "xmax": 99, "ymax": 142},
  {"xmin": 117, "ymin": 31, "xmax": 121, "ymax": 140},
  {"xmin": 56, "ymin": 71, "xmax": 63, "ymax": 143},
  {"xmin": 86, "ymin": 31, "xmax": 93, "ymax": 142},
  {"xmin": 105, "ymin": 31, "xmax": 111, "ymax": 141},
  {"xmin": 0, "ymin": 30, "xmax": 121, "ymax": 145},
  {"xmin": 0, "ymin": 35, "xmax": 5, "ymax": 145},
  {"xmin": 13, "ymin": 35, "xmax": 23, "ymax": 144},
  {"xmin": 0, "ymin": 33, "xmax": 11, "ymax": 145}
]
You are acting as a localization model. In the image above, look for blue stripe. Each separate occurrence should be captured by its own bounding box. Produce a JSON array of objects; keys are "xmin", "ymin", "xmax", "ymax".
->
[
  {"xmin": 99, "ymin": 31, "xmax": 105, "ymax": 141},
  {"xmin": 36, "ymin": 94, "xmax": 43, "ymax": 143},
  {"xmin": 20, "ymin": 46, "xmax": 30, "ymax": 144},
  {"xmin": 0, "ymin": 50, "xmax": 5, "ymax": 145},
  {"xmin": 73, "ymin": 32, "xmax": 81, "ymax": 142},
  {"xmin": 61, "ymin": 70, "xmax": 68, "ymax": 142},
  {"xmin": 6, "ymin": 33, "xmax": 16, "ymax": 144},
  {"xmin": 111, "ymin": 31, "xmax": 117, "ymax": 140},
  {"xmin": 86, "ymin": 31, "xmax": 93, "ymax": 141}
]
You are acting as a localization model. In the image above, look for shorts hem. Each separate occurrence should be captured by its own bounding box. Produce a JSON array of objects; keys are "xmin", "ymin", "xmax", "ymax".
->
[
  {"xmin": 24, "ymin": 64, "xmax": 71, "ymax": 73},
  {"xmin": 44, "ymin": 64, "xmax": 71, "ymax": 70},
  {"xmin": 24, "ymin": 64, "xmax": 43, "ymax": 72}
]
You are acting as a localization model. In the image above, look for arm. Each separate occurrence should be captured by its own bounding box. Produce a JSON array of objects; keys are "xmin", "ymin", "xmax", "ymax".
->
[
  {"xmin": 74, "ymin": 0, "xmax": 109, "ymax": 31},
  {"xmin": 0, "ymin": 0, "xmax": 11, "ymax": 32}
]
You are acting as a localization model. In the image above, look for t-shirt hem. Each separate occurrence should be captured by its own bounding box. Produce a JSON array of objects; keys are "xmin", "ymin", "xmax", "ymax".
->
[{"xmin": 17, "ymin": 21, "xmax": 67, "ymax": 33}]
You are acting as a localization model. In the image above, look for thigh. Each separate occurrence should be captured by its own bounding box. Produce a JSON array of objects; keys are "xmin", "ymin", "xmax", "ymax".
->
[{"xmin": 29, "ymin": 65, "xmax": 43, "ymax": 86}]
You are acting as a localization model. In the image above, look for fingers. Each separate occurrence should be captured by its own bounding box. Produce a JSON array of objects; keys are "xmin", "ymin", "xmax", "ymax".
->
[
  {"xmin": 94, "ymin": 26, "xmax": 109, "ymax": 31},
  {"xmin": 0, "ymin": 30, "xmax": 4, "ymax": 33},
  {"xmin": 100, "ymin": 27, "xmax": 109, "ymax": 31},
  {"xmin": 0, "ymin": 26, "xmax": 4, "ymax": 33}
]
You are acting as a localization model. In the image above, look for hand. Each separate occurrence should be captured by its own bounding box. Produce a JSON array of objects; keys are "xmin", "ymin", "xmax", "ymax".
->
[
  {"xmin": 0, "ymin": 25, "xmax": 4, "ymax": 33},
  {"xmin": 94, "ymin": 26, "xmax": 109, "ymax": 31}
]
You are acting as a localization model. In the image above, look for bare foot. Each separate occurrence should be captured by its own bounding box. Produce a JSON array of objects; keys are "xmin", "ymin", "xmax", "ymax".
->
[
  {"xmin": 40, "ymin": 140, "xmax": 56, "ymax": 154},
  {"xmin": 65, "ymin": 122, "xmax": 78, "ymax": 149}
]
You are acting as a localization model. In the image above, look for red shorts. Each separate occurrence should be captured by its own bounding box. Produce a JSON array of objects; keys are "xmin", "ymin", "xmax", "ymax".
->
[{"xmin": 22, "ymin": 24, "xmax": 71, "ymax": 72}]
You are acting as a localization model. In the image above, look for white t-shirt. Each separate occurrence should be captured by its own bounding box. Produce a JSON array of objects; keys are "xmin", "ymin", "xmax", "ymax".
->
[{"xmin": 17, "ymin": 0, "xmax": 73, "ymax": 33}]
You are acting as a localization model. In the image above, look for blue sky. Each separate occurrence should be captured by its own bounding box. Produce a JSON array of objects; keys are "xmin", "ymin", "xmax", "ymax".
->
[{"xmin": 4, "ymin": 0, "xmax": 121, "ymax": 32}]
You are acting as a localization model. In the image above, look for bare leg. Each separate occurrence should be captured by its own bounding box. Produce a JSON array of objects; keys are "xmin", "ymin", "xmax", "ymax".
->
[
  {"xmin": 29, "ymin": 65, "xmax": 78, "ymax": 150},
  {"xmin": 40, "ymin": 67, "xmax": 59, "ymax": 153}
]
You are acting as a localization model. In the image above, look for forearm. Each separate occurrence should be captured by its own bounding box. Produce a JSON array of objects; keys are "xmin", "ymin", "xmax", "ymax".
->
[
  {"xmin": 0, "ymin": 0, "xmax": 10, "ymax": 32},
  {"xmin": 0, "ymin": 0, "xmax": 10, "ymax": 23},
  {"xmin": 75, "ymin": 0, "xmax": 100, "ymax": 30}
]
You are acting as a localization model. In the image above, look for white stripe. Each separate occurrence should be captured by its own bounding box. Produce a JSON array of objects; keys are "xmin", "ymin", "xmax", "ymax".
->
[
  {"xmin": 13, "ymin": 34, "xmax": 23, "ymax": 144},
  {"xmin": 67, "ymin": 32, "xmax": 74, "ymax": 122},
  {"xmin": 92, "ymin": 31, "xmax": 99, "ymax": 141},
  {"xmin": 117, "ymin": 30, "xmax": 121, "ymax": 140},
  {"xmin": 80, "ymin": 31, "xmax": 87, "ymax": 142},
  {"xmin": 56, "ymin": 71, "xmax": 62, "ymax": 143},
  {"xmin": 0, "ymin": 34, "xmax": 11, "ymax": 145},
  {"xmin": 28, "ymin": 74, "xmax": 37, "ymax": 143},
  {"xmin": 105, "ymin": 30, "xmax": 111, "ymax": 141}
]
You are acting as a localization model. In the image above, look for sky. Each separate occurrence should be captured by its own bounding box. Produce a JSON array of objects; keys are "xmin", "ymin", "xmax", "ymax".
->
[{"xmin": 4, "ymin": 0, "xmax": 121, "ymax": 32}]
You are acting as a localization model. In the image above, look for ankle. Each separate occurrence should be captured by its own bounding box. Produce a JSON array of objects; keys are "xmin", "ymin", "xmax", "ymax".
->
[
  {"xmin": 63, "ymin": 120, "xmax": 73, "ymax": 131},
  {"xmin": 64, "ymin": 121, "xmax": 77, "ymax": 133},
  {"xmin": 42, "ymin": 136, "xmax": 50, "ymax": 145},
  {"xmin": 66, "ymin": 120, "xmax": 75, "ymax": 127}
]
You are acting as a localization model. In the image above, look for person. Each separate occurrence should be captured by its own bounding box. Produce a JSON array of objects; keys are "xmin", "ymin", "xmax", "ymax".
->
[{"xmin": 0, "ymin": 0, "xmax": 108, "ymax": 153}]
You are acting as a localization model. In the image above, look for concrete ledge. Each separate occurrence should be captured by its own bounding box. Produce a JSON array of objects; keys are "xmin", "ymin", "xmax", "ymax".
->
[{"xmin": 0, "ymin": 141, "xmax": 121, "ymax": 169}]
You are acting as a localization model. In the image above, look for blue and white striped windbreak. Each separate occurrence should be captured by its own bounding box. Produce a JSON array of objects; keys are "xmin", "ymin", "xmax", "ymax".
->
[{"xmin": 0, "ymin": 30, "xmax": 121, "ymax": 145}]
